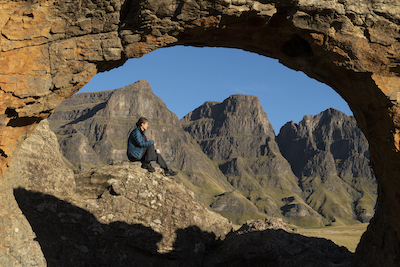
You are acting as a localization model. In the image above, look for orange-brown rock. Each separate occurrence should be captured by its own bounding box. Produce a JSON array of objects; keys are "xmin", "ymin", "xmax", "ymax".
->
[{"xmin": 1, "ymin": 0, "xmax": 400, "ymax": 266}]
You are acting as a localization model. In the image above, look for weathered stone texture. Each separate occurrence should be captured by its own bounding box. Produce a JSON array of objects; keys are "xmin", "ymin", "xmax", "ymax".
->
[
  {"xmin": 1, "ymin": 0, "xmax": 400, "ymax": 266},
  {"xmin": 206, "ymin": 219, "xmax": 352, "ymax": 267},
  {"xmin": 75, "ymin": 163, "xmax": 232, "ymax": 254},
  {"xmin": 9, "ymin": 119, "xmax": 75, "ymax": 199}
]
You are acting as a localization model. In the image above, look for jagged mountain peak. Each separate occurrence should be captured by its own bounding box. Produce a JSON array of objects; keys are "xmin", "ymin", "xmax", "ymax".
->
[
  {"xmin": 283, "ymin": 108, "xmax": 358, "ymax": 136},
  {"xmin": 277, "ymin": 108, "xmax": 369, "ymax": 173},
  {"xmin": 50, "ymin": 79, "xmax": 175, "ymax": 126},
  {"xmin": 185, "ymin": 95, "xmax": 264, "ymax": 120},
  {"xmin": 182, "ymin": 94, "xmax": 326, "ymax": 226},
  {"xmin": 276, "ymin": 108, "xmax": 375, "ymax": 224},
  {"xmin": 278, "ymin": 108, "xmax": 363, "ymax": 154},
  {"xmin": 182, "ymin": 94, "xmax": 274, "ymax": 139}
]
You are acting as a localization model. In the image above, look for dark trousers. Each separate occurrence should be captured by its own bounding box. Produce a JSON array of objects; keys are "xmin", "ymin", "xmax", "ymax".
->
[{"xmin": 128, "ymin": 144, "xmax": 167, "ymax": 169}]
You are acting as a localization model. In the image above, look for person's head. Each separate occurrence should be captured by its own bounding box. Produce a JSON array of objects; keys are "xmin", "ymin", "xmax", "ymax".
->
[{"xmin": 136, "ymin": 117, "xmax": 149, "ymax": 131}]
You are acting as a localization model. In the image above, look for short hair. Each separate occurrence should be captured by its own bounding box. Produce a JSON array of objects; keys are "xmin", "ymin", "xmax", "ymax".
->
[{"xmin": 136, "ymin": 117, "xmax": 148, "ymax": 128}]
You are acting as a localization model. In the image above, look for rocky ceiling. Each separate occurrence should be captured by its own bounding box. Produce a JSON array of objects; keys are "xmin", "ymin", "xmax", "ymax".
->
[{"xmin": 1, "ymin": 0, "xmax": 400, "ymax": 265}]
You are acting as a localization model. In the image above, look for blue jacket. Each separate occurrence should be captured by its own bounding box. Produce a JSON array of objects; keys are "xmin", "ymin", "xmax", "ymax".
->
[{"xmin": 127, "ymin": 127, "xmax": 154, "ymax": 160}]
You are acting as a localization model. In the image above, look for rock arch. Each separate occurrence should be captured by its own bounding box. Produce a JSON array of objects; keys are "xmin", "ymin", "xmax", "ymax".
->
[{"xmin": 1, "ymin": 0, "xmax": 400, "ymax": 265}]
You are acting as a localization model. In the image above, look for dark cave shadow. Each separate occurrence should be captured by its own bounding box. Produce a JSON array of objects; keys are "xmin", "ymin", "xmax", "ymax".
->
[
  {"xmin": 205, "ymin": 229, "xmax": 353, "ymax": 267},
  {"xmin": 14, "ymin": 188, "xmax": 170, "ymax": 267}
]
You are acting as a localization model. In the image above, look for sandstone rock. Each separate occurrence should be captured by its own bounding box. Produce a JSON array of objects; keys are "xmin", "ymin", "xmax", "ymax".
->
[
  {"xmin": 2, "ymin": 119, "xmax": 74, "ymax": 267},
  {"xmin": 352, "ymin": 206, "xmax": 400, "ymax": 267},
  {"xmin": 74, "ymin": 162, "xmax": 232, "ymax": 253},
  {"xmin": 9, "ymin": 119, "xmax": 75, "ymax": 200},
  {"xmin": 2, "ymin": 0, "xmax": 400, "ymax": 265}
]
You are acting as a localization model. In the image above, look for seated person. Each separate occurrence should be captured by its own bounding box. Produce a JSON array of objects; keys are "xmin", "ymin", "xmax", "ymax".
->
[{"xmin": 127, "ymin": 117, "xmax": 177, "ymax": 176}]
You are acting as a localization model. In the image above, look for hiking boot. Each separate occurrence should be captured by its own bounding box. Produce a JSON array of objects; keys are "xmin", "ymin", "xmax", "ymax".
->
[
  {"xmin": 164, "ymin": 168, "xmax": 177, "ymax": 176},
  {"xmin": 141, "ymin": 162, "xmax": 155, "ymax": 173}
]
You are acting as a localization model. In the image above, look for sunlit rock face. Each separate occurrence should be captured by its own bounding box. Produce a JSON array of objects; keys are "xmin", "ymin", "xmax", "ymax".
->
[
  {"xmin": 276, "ymin": 108, "xmax": 377, "ymax": 224},
  {"xmin": 1, "ymin": 0, "xmax": 400, "ymax": 266}
]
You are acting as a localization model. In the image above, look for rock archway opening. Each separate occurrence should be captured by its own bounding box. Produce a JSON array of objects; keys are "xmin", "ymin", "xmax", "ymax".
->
[
  {"xmin": 57, "ymin": 45, "xmax": 376, "ymax": 240},
  {"xmin": 2, "ymin": 0, "xmax": 400, "ymax": 265}
]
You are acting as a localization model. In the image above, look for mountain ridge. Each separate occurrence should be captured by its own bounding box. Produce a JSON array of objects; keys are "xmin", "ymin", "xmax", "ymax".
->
[
  {"xmin": 48, "ymin": 80, "xmax": 377, "ymax": 226},
  {"xmin": 276, "ymin": 108, "xmax": 376, "ymax": 224}
]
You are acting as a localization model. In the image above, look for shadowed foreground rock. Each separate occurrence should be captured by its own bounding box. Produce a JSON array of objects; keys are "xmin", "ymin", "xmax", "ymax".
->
[
  {"xmin": 15, "ymin": 186, "xmax": 352, "ymax": 267},
  {"xmin": 206, "ymin": 219, "xmax": 352, "ymax": 267}
]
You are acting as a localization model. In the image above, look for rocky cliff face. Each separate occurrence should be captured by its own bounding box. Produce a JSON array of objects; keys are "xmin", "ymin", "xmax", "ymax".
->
[
  {"xmin": 181, "ymin": 95, "xmax": 325, "ymax": 226},
  {"xmin": 10, "ymin": 119, "xmax": 76, "ymax": 200},
  {"xmin": 8, "ymin": 118, "xmax": 352, "ymax": 267},
  {"xmin": 183, "ymin": 96, "xmax": 376, "ymax": 226},
  {"xmin": 277, "ymin": 109, "xmax": 376, "ymax": 224}
]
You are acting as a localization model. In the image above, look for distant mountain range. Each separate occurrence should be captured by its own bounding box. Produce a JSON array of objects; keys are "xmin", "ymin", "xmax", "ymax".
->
[{"xmin": 47, "ymin": 80, "xmax": 377, "ymax": 226}]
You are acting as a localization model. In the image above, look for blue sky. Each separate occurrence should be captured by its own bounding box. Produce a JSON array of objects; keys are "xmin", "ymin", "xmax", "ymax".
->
[{"xmin": 79, "ymin": 46, "xmax": 352, "ymax": 133}]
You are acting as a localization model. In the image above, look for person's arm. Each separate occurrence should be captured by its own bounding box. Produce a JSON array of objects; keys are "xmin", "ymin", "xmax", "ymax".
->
[{"xmin": 131, "ymin": 129, "xmax": 154, "ymax": 147}]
